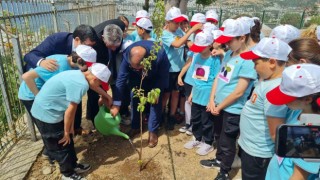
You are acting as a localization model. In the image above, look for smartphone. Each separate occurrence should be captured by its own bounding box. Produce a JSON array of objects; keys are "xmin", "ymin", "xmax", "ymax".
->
[{"xmin": 275, "ymin": 124, "xmax": 320, "ymax": 158}]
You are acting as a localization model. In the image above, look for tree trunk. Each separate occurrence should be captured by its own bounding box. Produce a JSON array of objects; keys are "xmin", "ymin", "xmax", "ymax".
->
[
  {"xmin": 164, "ymin": 0, "xmax": 189, "ymax": 13},
  {"xmin": 143, "ymin": 0, "xmax": 150, "ymax": 12}
]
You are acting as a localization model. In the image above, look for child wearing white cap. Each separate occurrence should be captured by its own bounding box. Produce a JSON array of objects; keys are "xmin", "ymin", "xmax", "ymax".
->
[
  {"xmin": 183, "ymin": 32, "xmax": 220, "ymax": 156},
  {"xmin": 180, "ymin": 14, "xmax": 190, "ymax": 33},
  {"xmin": 265, "ymin": 64, "xmax": 320, "ymax": 180},
  {"xmin": 200, "ymin": 18, "xmax": 257, "ymax": 180},
  {"xmin": 206, "ymin": 9, "xmax": 219, "ymax": 25},
  {"xmin": 269, "ymin": 24, "xmax": 300, "ymax": 43},
  {"xmin": 136, "ymin": 17, "xmax": 155, "ymax": 41},
  {"xmin": 130, "ymin": 10, "xmax": 157, "ymax": 42},
  {"xmin": 30, "ymin": 63, "xmax": 111, "ymax": 180},
  {"xmin": 162, "ymin": 7, "xmax": 203, "ymax": 130},
  {"xmin": 237, "ymin": 37, "xmax": 292, "ymax": 179}
]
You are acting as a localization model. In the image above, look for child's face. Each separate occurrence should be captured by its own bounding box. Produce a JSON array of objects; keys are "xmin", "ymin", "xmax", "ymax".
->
[
  {"xmin": 226, "ymin": 36, "xmax": 244, "ymax": 52},
  {"xmin": 180, "ymin": 21, "xmax": 189, "ymax": 32},
  {"xmin": 136, "ymin": 26, "xmax": 144, "ymax": 37},
  {"xmin": 253, "ymin": 59, "xmax": 273, "ymax": 80},
  {"xmin": 200, "ymin": 46, "xmax": 211, "ymax": 55},
  {"xmin": 168, "ymin": 21, "xmax": 180, "ymax": 32},
  {"xmin": 287, "ymin": 99, "xmax": 305, "ymax": 110}
]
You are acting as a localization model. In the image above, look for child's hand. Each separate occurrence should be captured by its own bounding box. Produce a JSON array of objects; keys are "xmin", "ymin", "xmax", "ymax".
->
[
  {"xmin": 178, "ymin": 76, "xmax": 184, "ymax": 86},
  {"xmin": 212, "ymin": 106, "xmax": 221, "ymax": 116},
  {"xmin": 59, "ymin": 131, "xmax": 71, "ymax": 146},
  {"xmin": 190, "ymin": 23, "xmax": 203, "ymax": 33},
  {"xmin": 207, "ymin": 101, "xmax": 216, "ymax": 113}
]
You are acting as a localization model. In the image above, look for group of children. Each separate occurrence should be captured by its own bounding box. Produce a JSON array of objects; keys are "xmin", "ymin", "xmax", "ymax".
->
[{"xmin": 152, "ymin": 7, "xmax": 320, "ymax": 180}]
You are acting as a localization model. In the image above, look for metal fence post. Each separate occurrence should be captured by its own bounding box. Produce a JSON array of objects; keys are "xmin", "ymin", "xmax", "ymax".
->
[
  {"xmin": 219, "ymin": 8, "xmax": 223, "ymax": 27},
  {"xmin": 11, "ymin": 37, "xmax": 37, "ymax": 142},
  {"xmin": 261, "ymin": 10, "xmax": 266, "ymax": 24},
  {"xmin": 299, "ymin": 9, "xmax": 306, "ymax": 29},
  {"xmin": 0, "ymin": 56, "xmax": 16, "ymax": 140},
  {"xmin": 51, "ymin": 0, "xmax": 59, "ymax": 33},
  {"xmin": 76, "ymin": 0, "xmax": 81, "ymax": 25}
]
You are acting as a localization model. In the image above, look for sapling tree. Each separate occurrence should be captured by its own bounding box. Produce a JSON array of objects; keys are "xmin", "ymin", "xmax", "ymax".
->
[{"xmin": 131, "ymin": 0, "xmax": 165, "ymax": 171}]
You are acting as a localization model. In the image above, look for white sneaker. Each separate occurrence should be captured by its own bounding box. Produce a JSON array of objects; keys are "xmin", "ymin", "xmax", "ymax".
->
[
  {"xmin": 179, "ymin": 126, "xmax": 187, "ymax": 133},
  {"xmin": 196, "ymin": 143, "xmax": 213, "ymax": 156},
  {"xmin": 62, "ymin": 173, "xmax": 86, "ymax": 180},
  {"xmin": 186, "ymin": 129, "xmax": 193, "ymax": 136},
  {"xmin": 184, "ymin": 140, "xmax": 201, "ymax": 149}
]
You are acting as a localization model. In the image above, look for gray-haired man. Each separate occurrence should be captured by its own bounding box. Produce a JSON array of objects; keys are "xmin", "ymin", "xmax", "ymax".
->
[{"xmin": 86, "ymin": 20, "xmax": 126, "ymax": 122}]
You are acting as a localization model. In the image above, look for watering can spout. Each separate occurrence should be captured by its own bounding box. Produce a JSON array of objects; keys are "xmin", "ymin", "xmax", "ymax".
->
[{"xmin": 94, "ymin": 106, "xmax": 129, "ymax": 139}]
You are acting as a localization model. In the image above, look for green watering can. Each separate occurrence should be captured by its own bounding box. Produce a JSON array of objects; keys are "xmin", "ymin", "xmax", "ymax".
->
[{"xmin": 94, "ymin": 106, "xmax": 129, "ymax": 139}]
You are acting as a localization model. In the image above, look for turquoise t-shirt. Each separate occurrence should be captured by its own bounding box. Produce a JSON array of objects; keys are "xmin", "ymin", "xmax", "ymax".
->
[
  {"xmin": 184, "ymin": 51, "xmax": 195, "ymax": 86},
  {"xmin": 130, "ymin": 30, "xmax": 157, "ymax": 42},
  {"xmin": 31, "ymin": 70, "xmax": 89, "ymax": 124},
  {"xmin": 191, "ymin": 54, "xmax": 220, "ymax": 106},
  {"xmin": 161, "ymin": 28, "xmax": 185, "ymax": 72},
  {"xmin": 18, "ymin": 55, "xmax": 72, "ymax": 100},
  {"xmin": 123, "ymin": 33, "xmax": 134, "ymax": 42},
  {"xmin": 214, "ymin": 50, "xmax": 257, "ymax": 114},
  {"xmin": 239, "ymin": 78, "xmax": 289, "ymax": 158}
]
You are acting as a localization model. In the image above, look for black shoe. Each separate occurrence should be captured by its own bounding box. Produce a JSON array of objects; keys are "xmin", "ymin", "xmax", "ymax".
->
[
  {"xmin": 166, "ymin": 116, "xmax": 176, "ymax": 130},
  {"xmin": 74, "ymin": 163, "xmax": 91, "ymax": 174},
  {"xmin": 62, "ymin": 173, "xmax": 86, "ymax": 180},
  {"xmin": 214, "ymin": 172, "xmax": 230, "ymax": 180},
  {"xmin": 200, "ymin": 158, "xmax": 221, "ymax": 169}
]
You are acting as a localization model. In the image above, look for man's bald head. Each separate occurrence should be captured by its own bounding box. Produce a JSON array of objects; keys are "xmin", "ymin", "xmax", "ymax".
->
[{"xmin": 129, "ymin": 46, "xmax": 147, "ymax": 70}]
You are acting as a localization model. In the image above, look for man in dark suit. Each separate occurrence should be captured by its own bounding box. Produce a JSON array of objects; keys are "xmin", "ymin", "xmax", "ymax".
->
[
  {"xmin": 86, "ymin": 19, "xmax": 126, "ymax": 122},
  {"xmin": 24, "ymin": 24, "xmax": 98, "ymax": 72},
  {"xmin": 110, "ymin": 40, "xmax": 170, "ymax": 148},
  {"xmin": 23, "ymin": 24, "xmax": 98, "ymax": 136}
]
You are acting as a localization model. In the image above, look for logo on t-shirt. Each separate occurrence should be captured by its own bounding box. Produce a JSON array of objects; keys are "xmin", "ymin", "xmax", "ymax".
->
[
  {"xmin": 250, "ymin": 93, "xmax": 258, "ymax": 104},
  {"xmin": 218, "ymin": 63, "xmax": 235, "ymax": 83},
  {"xmin": 192, "ymin": 64, "xmax": 210, "ymax": 81}
]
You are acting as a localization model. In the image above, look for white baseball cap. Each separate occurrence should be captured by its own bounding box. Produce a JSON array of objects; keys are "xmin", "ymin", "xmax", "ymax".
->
[
  {"xmin": 206, "ymin": 10, "xmax": 219, "ymax": 23},
  {"xmin": 266, "ymin": 64, "xmax": 320, "ymax": 105},
  {"xmin": 213, "ymin": 29, "xmax": 223, "ymax": 40},
  {"xmin": 190, "ymin": 31, "xmax": 214, "ymax": 53},
  {"xmin": 121, "ymin": 40, "xmax": 133, "ymax": 52},
  {"xmin": 317, "ymin": 26, "xmax": 320, "ymax": 41},
  {"xmin": 238, "ymin": 16, "xmax": 255, "ymax": 28},
  {"xmin": 215, "ymin": 19, "xmax": 251, "ymax": 44},
  {"xmin": 136, "ymin": 17, "xmax": 153, "ymax": 31},
  {"xmin": 240, "ymin": 37, "xmax": 292, "ymax": 61},
  {"xmin": 219, "ymin": 19, "xmax": 233, "ymax": 31},
  {"xmin": 203, "ymin": 22, "xmax": 218, "ymax": 36},
  {"xmin": 181, "ymin": 14, "xmax": 189, "ymax": 22},
  {"xmin": 75, "ymin": 45, "xmax": 97, "ymax": 67},
  {"xmin": 269, "ymin": 24, "xmax": 300, "ymax": 43},
  {"xmin": 165, "ymin": 7, "xmax": 185, "ymax": 23},
  {"xmin": 90, "ymin": 63, "xmax": 111, "ymax": 91},
  {"xmin": 132, "ymin": 10, "xmax": 150, "ymax": 25},
  {"xmin": 190, "ymin": 13, "xmax": 206, "ymax": 26}
]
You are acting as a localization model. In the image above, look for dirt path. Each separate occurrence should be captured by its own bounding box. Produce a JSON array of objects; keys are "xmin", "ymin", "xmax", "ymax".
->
[{"xmin": 26, "ymin": 97, "xmax": 241, "ymax": 180}]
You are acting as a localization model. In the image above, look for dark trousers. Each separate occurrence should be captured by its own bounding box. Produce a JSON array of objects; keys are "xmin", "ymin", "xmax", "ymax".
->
[
  {"xmin": 131, "ymin": 91, "xmax": 162, "ymax": 133},
  {"xmin": 239, "ymin": 147, "xmax": 271, "ymax": 180},
  {"xmin": 191, "ymin": 103, "xmax": 214, "ymax": 144},
  {"xmin": 21, "ymin": 99, "xmax": 82, "ymax": 130},
  {"xmin": 34, "ymin": 118, "xmax": 77, "ymax": 176},
  {"xmin": 215, "ymin": 110, "xmax": 240, "ymax": 174}
]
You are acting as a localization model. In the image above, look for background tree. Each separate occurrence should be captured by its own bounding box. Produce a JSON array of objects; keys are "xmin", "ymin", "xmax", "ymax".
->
[
  {"xmin": 165, "ymin": 0, "xmax": 188, "ymax": 13},
  {"xmin": 280, "ymin": 12, "xmax": 301, "ymax": 28},
  {"xmin": 196, "ymin": 0, "xmax": 216, "ymax": 12}
]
